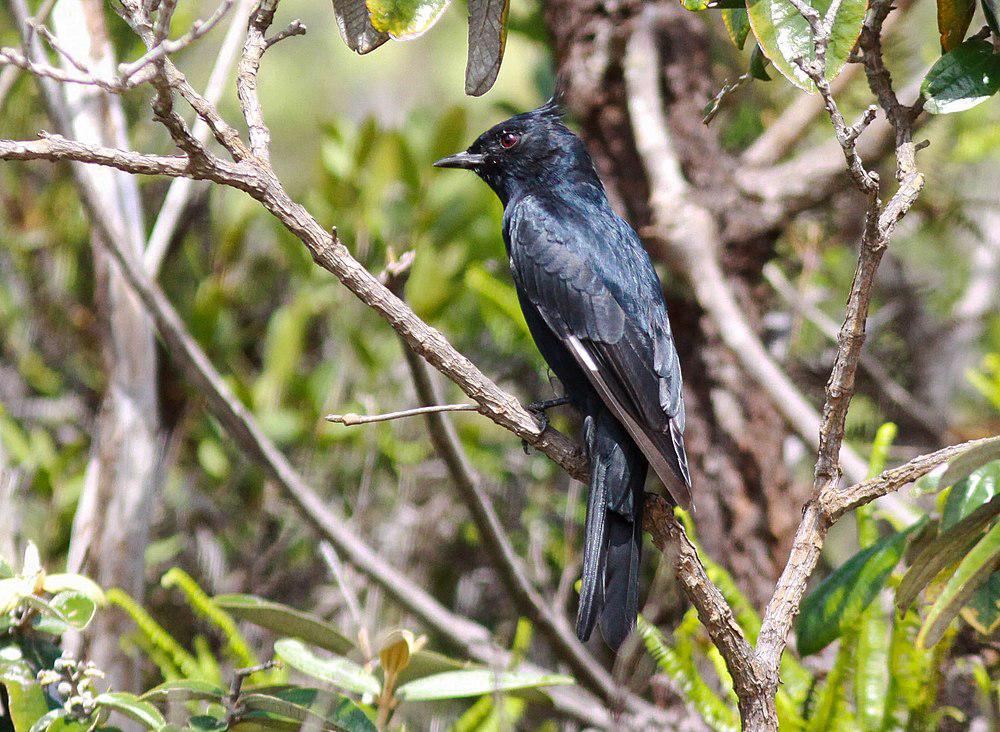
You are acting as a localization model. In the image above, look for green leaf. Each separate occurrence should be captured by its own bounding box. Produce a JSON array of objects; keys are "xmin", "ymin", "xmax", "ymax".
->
[
  {"xmin": 942, "ymin": 461, "xmax": 999, "ymax": 530},
  {"xmin": 95, "ymin": 692, "xmax": 167, "ymax": 729},
  {"xmin": 273, "ymin": 638, "xmax": 380, "ymax": 696},
  {"xmin": 396, "ymin": 649, "xmax": 470, "ymax": 686},
  {"xmin": 140, "ymin": 679, "xmax": 226, "ymax": 704},
  {"xmin": 983, "ymin": 0, "xmax": 1000, "ymax": 37},
  {"xmin": 332, "ymin": 0, "xmax": 389, "ymax": 54},
  {"xmin": 365, "ymin": 0, "xmax": 450, "ymax": 39},
  {"xmin": 49, "ymin": 592, "xmax": 97, "ymax": 629},
  {"xmin": 960, "ymin": 570, "xmax": 999, "ymax": 635},
  {"xmin": 939, "ymin": 437, "xmax": 1000, "ymax": 492},
  {"xmin": 188, "ymin": 715, "xmax": 227, "ymax": 731},
  {"xmin": 28, "ymin": 709, "xmax": 68, "ymax": 732},
  {"xmin": 897, "ymin": 496, "xmax": 1000, "ymax": 610},
  {"xmin": 395, "ymin": 669, "xmax": 574, "ymax": 701},
  {"xmin": 796, "ymin": 522, "xmax": 920, "ymax": 656},
  {"xmin": 922, "ymin": 39, "xmax": 1000, "ymax": 114},
  {"xmin": 722, "ymin": 8, "xmax": 751, "ymax": 49},
  {"xmin": 465, "ymin": 0, "xmax": 510, "ymax": 96},
  {"xmin": 936, "ymin": 0, "xmax": 975, "ymax": 51},
  {"xmin": 241, "ymin": 688, "xmax": 375, "ymax": 732},
  {"xmin": 239, "ymin": 692, "xmax": 375, "ymax": 732},
  {"xmin": 918, "ymin": 521, "xmax": 1000, "ymax": 647},
  {"xmin": 42, "ymin": 574, "xmax": 105, "ymax": 605},
  {"xmin": 749, "ymin": 44, "xmax": 772, "ymax": 81},
  {"xmin": 0, "ymin": 558, "xmax": 14, "ymax": 579},
  {"xmin": 746, "ymin": 0, "xmax": 865, "ymax": 90},
  {"xmin": 214, "ymin": 594, "xmax": 354, "ymax": 654},
  {"xmin": 6, "ymin": 681, "xmax": 51, "ymax": 731}
]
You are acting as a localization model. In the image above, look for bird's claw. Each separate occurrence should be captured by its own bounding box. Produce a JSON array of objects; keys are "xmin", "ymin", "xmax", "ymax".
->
[{"xmin": 522, "ymin": 396, "xmax": 571, "ymax": 453}]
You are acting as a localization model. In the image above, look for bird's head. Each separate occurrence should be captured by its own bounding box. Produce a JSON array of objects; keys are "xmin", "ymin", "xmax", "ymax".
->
[{"xmin": 434, "ymin": 99, "xmax": 598, "ymax": 203}]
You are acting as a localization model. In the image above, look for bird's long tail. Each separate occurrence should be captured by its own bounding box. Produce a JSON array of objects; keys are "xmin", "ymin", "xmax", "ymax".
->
[{"xmin": 576, "ymin": 409, "xmax": 648, "ymax": 650}]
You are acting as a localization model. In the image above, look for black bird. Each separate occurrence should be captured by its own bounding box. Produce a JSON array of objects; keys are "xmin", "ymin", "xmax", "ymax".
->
[{"xmin": 435, "ymin": 100, "xmax": 692, "ymax": 650}]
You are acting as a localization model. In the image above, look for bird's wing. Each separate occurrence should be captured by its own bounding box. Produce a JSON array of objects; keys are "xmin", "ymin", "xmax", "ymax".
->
[{"xmin": 508, "ymin": 200, "xmax": 692, "ymax": 508}]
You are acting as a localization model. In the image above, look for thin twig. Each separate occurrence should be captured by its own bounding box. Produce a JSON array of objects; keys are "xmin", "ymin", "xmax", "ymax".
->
[
  {"xmin": 325, "ymin": 403, "xmax": 477, "ymax": 426},
  {"xmin": 118, "ymin": 0, "xmax": 235, "ymax": 81}
]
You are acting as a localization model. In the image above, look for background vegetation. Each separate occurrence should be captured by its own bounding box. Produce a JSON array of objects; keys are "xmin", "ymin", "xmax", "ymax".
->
[{"xmin": 0, "ymin": 0, "xmax": 998, "ymax": 727}]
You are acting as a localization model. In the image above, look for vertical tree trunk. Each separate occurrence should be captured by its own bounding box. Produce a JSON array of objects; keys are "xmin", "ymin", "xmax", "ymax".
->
[
  {"xmin": 53, "ymin": 0, "xmax": 161, "ymax": 692},
  {"xmin": 543, "ymin": 0, "xmax": 804, "ymax": 605}
]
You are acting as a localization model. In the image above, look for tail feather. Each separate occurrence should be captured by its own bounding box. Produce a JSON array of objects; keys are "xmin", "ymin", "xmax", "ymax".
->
[{"xmin": 576, "ymin": 410, "xmax": 648, "ymax": 650}]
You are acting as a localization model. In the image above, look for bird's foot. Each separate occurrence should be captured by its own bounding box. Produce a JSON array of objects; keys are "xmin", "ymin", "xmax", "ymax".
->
[{"xmin": 521, "ymin": 396, "xmax": 572, "ymax": 454}]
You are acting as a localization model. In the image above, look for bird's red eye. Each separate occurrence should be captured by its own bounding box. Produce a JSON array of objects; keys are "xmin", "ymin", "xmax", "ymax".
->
[{"xmin": 500, "ymin": 132, "xmax": 520, "ymax": 149}]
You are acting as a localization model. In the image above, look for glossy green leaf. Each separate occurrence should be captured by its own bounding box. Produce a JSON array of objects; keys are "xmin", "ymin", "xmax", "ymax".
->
[
  {"xmin": 722, "ymin": 7, "xmax": 751, "ymax": 49},
  {"xmin": 395, "ymin": 669, "xmax": 574, "ymax": 701},
  {"xmin": 796, "ymin": 523, "xmax": 920, "ymax": 656},
  {"xmin": 897, "ymin": 496, "xmax": 999, "ymax": 610},
  {"xmin": 942, "ymin": 461, "xmax": 998, "ymax": 530},
  {"xmin": 936, "ymin": 0, "xmax": 975, "ymax": 51},
  {"xmin": 141, "ymin": 679, "xmax": 226, "ymax": 704},
  {"xmin": 918, "ymin": 521, "xmax": 1000, "ymax": 647},
  {"xmin": 95, "ymin": 692, "xmax": 167, "ymax": 729},
  {"xmin": 465, "ymin": 0, "xmax": 510, "ymax": 96},
  {"xmin": 214, "ymin": 594, "xmax": 353, "ymax": 654},
  {"xmin": 922, "ymin": 39, "xmax": 1000, "ymax": 114},
  {"xmin": 365, "ymin": 0, "xmax": 450, "ymax": 40},
  {"xmin": 939, "ymin": 437, "xmax": 1000, "ymax": 493},
  {"xmin": 273, "ymin": 638, "xmax": 380, "ymax": 696},
  {"xmin": 240, "ymin": 692, "xmax": 375, "ymax": 732},
  {"xmin": 746, "ymin": 0, "xmax": 865, "ymax": 90}
]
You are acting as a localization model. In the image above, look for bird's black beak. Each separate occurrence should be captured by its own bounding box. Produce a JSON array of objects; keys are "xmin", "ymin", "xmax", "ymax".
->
[{"xmin": 433, "ymin": 151, "xmax": 485, "ymax": 170}]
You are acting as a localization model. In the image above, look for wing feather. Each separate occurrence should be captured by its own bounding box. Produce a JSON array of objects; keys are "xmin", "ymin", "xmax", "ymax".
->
[{"xmin": 507, "ymin": 198, "xmax": 692, "ymax": 507}]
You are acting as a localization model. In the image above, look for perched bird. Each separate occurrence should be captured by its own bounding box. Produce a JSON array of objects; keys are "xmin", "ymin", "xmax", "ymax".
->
[{"xmin": 435, "ymin": 100, "xmax": 691, "ymax": 650}]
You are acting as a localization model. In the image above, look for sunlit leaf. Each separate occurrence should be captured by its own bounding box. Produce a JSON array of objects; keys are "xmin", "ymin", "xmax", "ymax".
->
[
  {"xmin": 332, "ymin": 0, "xmax": 389, "ymax": 54},
  {"xmin": 796, "ymin": 522, "xmax": 921, "ymax": 655},
  {"xmin": 746, "ymin": 0, "xmax": 865, "ymax": 90},
  {"xmin": 395, "ymin": 669, "xmax": 574, "ymax": 701},
  {"xmin": 42, "ymin": 574, "xmax": 105, "ymax": 605},
  {"xmin": 28, "ymin": 708, "xmax": 68, "ymax": 732},
  {"xmin": 922, "ymin": 39, "xmax": 1000, "ymax": 114},
  {"xmin": 466, "ymin": 0, "xmax": 510, "ymax": 96},
  {"xmin": 95, "ymin": 692, "xmax": 167, "ymax": 729},
  {"xmin": 49, "ymin": 591, "xmax": 96, "ymax": 629},
  {"xmin": 6, "ymin": 681, "xmax": 50, "ymax": 732},
  {"xmin": 942, "ymin": 461, "xmax": 998, "ymax": 530},
  {"xmin": 918, "ymin": 521, "xmax": 1000, "ymax": 647},
  {"xmin": 273, "ymin": 638, "xmax": 380, "ymax": 696},
  {"xmin": 939, "ymin": 438, "xmax": 1000, "ymax": 492},
  {"xmin": 365, "ymin": 0, "xmax": 450, "ymax": 40},
  {"xmin": 214, "ymin": 594, "xmax": 353, "ymax": 654},
  {"xmin": 936, "ymin": 0, "xmax": 975, "ymax": 51},
  {"xmin": 141, "ymin": 679, "xmax": 226, "ymax": 704}
]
